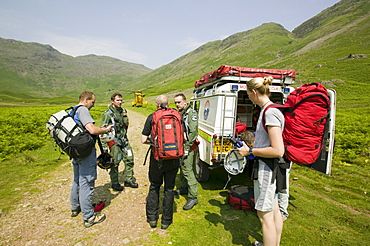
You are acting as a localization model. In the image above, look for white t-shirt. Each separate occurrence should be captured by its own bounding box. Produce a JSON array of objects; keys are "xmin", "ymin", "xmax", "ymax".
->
[{"xmin": 254, "ymin": 106, "xmax": 284, "ymax": 148}]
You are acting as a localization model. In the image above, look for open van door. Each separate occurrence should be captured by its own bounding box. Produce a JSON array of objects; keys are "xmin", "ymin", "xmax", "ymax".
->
[{"xmin": 304, "ymin": 89, "xmax": 336, "ymax": 175}]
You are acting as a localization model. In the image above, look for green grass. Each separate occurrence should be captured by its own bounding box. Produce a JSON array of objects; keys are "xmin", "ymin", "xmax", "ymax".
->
[
  {"xmin": 131, "ymin": 163, "xmax": 370, "ymax": 245},
  {"xmin": 0, "ymin": 102, "xmax": 369, "ymax": 245},
  {"xmin": 0, "ymin": 141, "xmax": 70, "ymax": 211}
]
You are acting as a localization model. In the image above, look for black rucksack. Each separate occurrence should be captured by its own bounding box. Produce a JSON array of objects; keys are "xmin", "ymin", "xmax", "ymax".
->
[{"xmin": 46, "ymin": 105, "xmax": 95, "ymax": 159}]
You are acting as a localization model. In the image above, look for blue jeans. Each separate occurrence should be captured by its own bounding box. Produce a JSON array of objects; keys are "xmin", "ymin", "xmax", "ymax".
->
[{"xmin": 70, "ymin": 147, "xmax": 97, "ymax": 220}]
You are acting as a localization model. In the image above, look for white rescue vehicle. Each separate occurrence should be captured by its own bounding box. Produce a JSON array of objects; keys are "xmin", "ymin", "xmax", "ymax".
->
[{"xmin": 190, "ymin": 65, "xmax": 336, "ymax": 182}]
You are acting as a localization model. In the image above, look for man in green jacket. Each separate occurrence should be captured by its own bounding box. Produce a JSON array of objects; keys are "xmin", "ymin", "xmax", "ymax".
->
[
  {"xmin": 174, "ymin": 93, "xmax": 199, "ymax": 210},
  {"xmin": 101, "ymin": 93, "xmax": 138, "ymax": 191}
]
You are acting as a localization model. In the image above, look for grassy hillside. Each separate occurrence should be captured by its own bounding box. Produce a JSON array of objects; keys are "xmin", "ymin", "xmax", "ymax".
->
[
  {"xmin": 133, "ymin": 0, "xmax": 369, "ymax": 100},
  {"xmin": 0, "ymin": 38, "xmax": 152, "ymax": 101},
  {"xmin": 0, "ymin": 0, "xmax": 369, "ymax": 164},
  {"xmin": 133, "ymin": 23, "xmax": 295, "ymax": 98}
]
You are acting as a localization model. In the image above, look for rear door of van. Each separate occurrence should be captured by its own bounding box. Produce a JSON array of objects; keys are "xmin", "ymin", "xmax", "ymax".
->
[{"xmin": 307, "ymin": 89, "xmax": 336, "ymax": 175}]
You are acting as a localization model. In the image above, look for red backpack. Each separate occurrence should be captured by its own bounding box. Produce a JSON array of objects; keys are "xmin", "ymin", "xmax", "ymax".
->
[
  {"xmin": 151, "ymin": 108, "xmax": 185, "ymax": 161},
  {"xmin": 227, "ymin": 185, "xmax": 255, "ymax": 211},
  {"xmin": 262, "ymin": 82, "xmax": 331, "ymax": 165}
]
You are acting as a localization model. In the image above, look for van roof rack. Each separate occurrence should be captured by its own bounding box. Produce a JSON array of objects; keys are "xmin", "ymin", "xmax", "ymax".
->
[{"xmin": 194, "ymin": 65, "xmax": 295, "ymax": 92}]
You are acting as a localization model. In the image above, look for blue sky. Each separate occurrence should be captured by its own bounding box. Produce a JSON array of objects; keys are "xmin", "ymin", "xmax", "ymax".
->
[{"xmin": 0, "ymin": 0, "xmax": 340, "ymax": 69}]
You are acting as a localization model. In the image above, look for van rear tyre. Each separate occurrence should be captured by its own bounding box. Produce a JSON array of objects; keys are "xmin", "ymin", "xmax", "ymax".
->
[{"xmin": 193, "ymin": 150, "xmax": 210, "ymax": 182}]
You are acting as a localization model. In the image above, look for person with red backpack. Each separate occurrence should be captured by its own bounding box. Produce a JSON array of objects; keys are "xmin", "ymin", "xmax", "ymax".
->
[
  {"xmin": 141, "ymin": 95, "xmax": 184, "ymax": 230},
  {"xmin": 238, "ymin": 77, "xmax": 285, "ymax": 246}
]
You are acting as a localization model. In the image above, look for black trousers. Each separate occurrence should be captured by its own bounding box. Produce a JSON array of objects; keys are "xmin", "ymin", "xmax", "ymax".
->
[{"xmin": 146, "ymin": 154, "xmax": 179, "ymax": 225}]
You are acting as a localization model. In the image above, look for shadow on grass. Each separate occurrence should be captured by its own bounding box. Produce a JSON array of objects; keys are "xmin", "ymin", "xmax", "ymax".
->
[
  {"xmin": 199, "ymin": 165, "xmax": 254, "ymax": 191},
  {"xmin": 205, "ymin": 194, "xmax": 262, "ymax": 245},
  {"xmin": 198, "ymin": 164, "xmax": 262, "ymax": 244}
]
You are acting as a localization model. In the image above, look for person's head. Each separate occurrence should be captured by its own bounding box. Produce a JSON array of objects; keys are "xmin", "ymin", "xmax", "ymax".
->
[
  {"xmin": 246, "ymin": 77, "xmax": 273, "ymax": 104},
  {"xmin": 239, "ymin": 131, "xmax": 255, "ymax": 147},
  {"xmin": 174, "ymin": 93, "xmax": 187, "ymax": 111},
  {"xmin": 79, "ymin": 91, "xmax": 96, "ymax": 109},
  {"xmin": 156, "ymin": 95, "xmax": 169, "ymax": 109},
  {"xmin": 111, "ymin": 92, "xmax": 123, "ymax": 108}
]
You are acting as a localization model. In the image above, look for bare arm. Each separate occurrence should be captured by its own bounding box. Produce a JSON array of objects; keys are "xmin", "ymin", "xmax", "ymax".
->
[
  {"xmin": 141, "ymin": 134, "xmax": 150, "ymax": 144},
  {"xmin": 85, "ymin": 122, "xmax": 112, "ymax": 135}
]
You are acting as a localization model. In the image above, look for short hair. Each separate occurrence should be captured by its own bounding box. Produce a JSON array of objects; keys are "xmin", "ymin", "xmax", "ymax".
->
[
  {"xmin": 246, "ymin": 77, "xmax": 273, "ymax": 97},
  {"xmin": 111, "ymin": 93, "xmax": 122, "ymax": 101},
  {"xmin": 156, "ymin": 95, "xmax": 169, "ymax": 109},
  {"xmin": 79, "ymin": 91, "xmax": 95, "ymax": 101},
  {"xmin": 174, "ymin": 93, "xmax": 186, "ymax": 101},
  {"xmin": 239, "ymin": 131, "xmax": 255, "ymax": 146}
]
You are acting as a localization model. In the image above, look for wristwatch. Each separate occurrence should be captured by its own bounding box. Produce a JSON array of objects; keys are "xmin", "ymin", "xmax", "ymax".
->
[{"xmin": 249, "ymin": 147, "xmax": 253, "ymax": 155}]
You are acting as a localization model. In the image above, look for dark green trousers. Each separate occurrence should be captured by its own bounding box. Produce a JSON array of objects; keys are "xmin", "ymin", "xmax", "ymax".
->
[
  {"xmin": 179, "ymin": 150, "xmax": 198, "ymax": 198},
  {"xmin": 109, "ymin": 141, "xmax": 135, "ymax": 184}
]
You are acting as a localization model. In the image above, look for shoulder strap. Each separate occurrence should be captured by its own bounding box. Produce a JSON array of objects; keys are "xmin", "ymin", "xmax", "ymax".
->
[
  {"xmin": 107, "ymin": 109, "xmax": 118, "ymax": 137},
  {"xmin": 68, "ymin": 105, "xmax": 86, "ymax": 130},
  {"xmin": 261, "ymin": 103, "xmax": 287, "ymax": 132},
  {"xmin": 69, "ymin": 105, "xmax": 83, "ymax": 118},
  {"xmin": 97, "ymin": 137, "xmax": 104, "ymax": 153}
]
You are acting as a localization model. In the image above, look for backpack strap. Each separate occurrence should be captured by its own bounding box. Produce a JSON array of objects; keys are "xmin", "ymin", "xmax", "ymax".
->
[
  {"xmin": 261, "ymin": 103, "xmax": 287, "ymax": 132},
  {"xmin": 97, "ymin": 137, "xmax": 105, "ymax": 154},
  {"xmin": 69, "ymin": 105, "xmax": 83, "ymax": 118},
  {"xmin": 68, "ymin": 105, "xmax": 85, "ymax": 128},
  {"xmin": 107, "ymin": 109, "xmax": 118, "ymax": 137},
  {"xmin": 143, "ymin": 146, "xmax": 152, "ymax": 166}
]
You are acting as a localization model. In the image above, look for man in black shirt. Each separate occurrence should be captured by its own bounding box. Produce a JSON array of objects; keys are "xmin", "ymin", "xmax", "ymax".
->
[{"xmin": 141, "ymin": 95, "xmax": 180, "ymax": 230}]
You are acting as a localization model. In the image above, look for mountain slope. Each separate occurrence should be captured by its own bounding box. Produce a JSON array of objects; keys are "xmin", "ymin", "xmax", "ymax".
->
[
  {"xmin": 267, "ymin": 0, "xmax": 370, "ymax": 108},
  {"xmin": 135, "ymin": 0, "xmax": 369, "ymax": 106},
  {"xmin": 0, "ymin": 38, "xmax": 152, "ymax": 100},
  {"xmin": 0, "ymin": 0, "xmax": 369, "ymax": 105},
  {"xmin": 134, "ymin": 22, "xmax": 295, "ymax": 96}
]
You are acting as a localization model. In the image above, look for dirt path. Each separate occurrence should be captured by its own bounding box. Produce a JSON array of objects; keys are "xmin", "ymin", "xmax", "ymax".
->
[{"xmin": 0, "ymin": 109, "xmax": 167, "ymax": 246}]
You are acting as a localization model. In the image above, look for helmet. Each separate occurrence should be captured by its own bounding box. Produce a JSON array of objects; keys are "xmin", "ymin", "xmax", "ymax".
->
[
  {"xmin": 99, "ymin": 128, "xmax": 115, "ymax": 142},
  {"xmin": 224, "ymin": 149, "xmax": 246, "ymax": 175},
  {"xmin": 96, "ymin": 152, "xmax": 113, "ymax": 169}
]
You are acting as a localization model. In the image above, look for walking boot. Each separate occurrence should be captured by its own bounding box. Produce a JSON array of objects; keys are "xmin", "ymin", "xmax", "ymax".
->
[{"xmin": 183, "ymin": 197, "xmax": 198, "ymax": 210}]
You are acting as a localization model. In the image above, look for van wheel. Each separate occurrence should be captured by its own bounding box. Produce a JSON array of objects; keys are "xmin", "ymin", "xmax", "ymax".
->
[{"xmin": 193, "ymin": 150, "xmax": 210, "ymax": 182}]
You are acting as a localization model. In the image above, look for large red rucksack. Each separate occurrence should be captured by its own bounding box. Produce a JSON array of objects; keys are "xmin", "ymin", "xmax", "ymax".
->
[
  {"xmin": 262, "ymin": 82, "xmax": 331, "ymax": 165},
  {"xmin": 227, "ymin": 185, "xmax": 255, "ymax": 210},
  {"xmin": 151, "ymin": 108, "xmax": 185, "ymax": 161}
]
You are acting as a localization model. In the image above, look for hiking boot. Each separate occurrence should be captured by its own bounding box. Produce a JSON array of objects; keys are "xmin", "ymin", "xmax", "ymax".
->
[
  {"xmin": 84, "ymin": 213, "xmax": 106, "ymax": 228},
  {"xmin": 124, "ymin": 181, "xmax": 139, "ymax": 188},
  {"xmin": 71, "ymin": 207, "xmax": 81, "ymax": 217},
  {"xmin": 161, "ymin": 223, "xmax": 171, "ymax": 230},
  {"xmin": 173, "ymin": 188, "xmax": 188, "ymax": 196},
  {"xmin": 112, "ymin": 183, "xmax": 124, "ymax": 191},
  {"xmin": 147, "ymin": 219, "xmax": 157, "ymax": 228},
  {"xmin": 183, "ymin": 197, "xmax": 198, "ymax": 210},
  {"xmin": 252, "ymin": 241, "xmax": 263, "ymax": 246}
]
